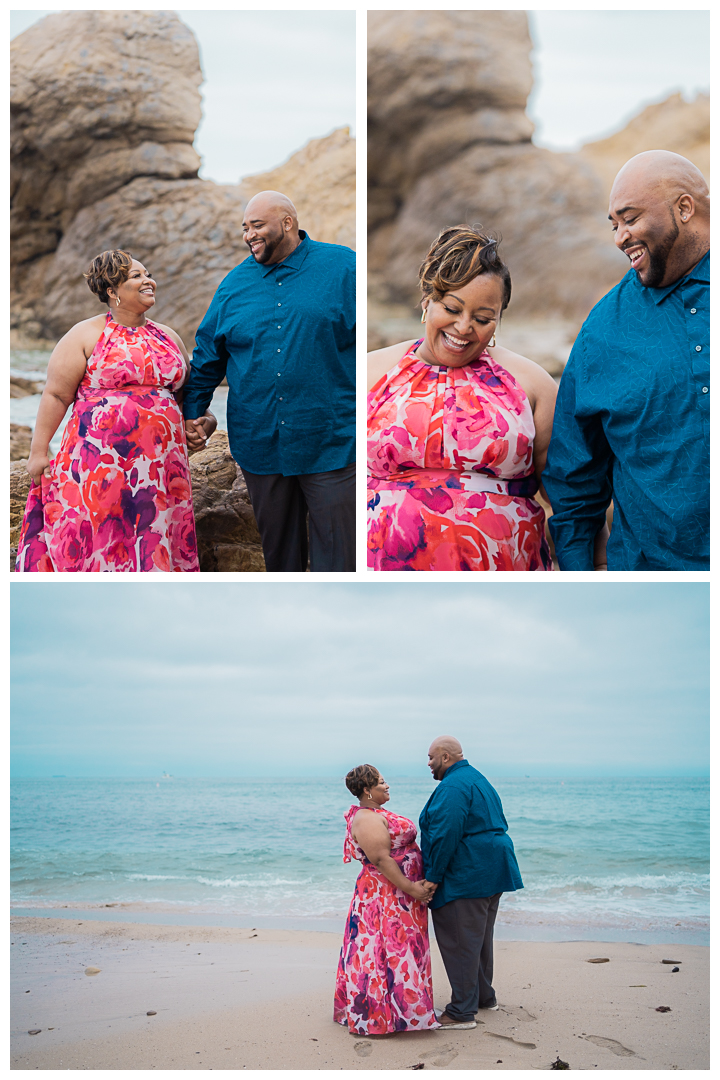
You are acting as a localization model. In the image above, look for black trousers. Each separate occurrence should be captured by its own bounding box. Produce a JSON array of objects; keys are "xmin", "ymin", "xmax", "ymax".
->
[
  {"xmin": 431, "ymin": 893, "xmax": 502, "ymax": 1021},
  {"xmin": 242, "ymin": 462, "xmax": 355, "ymax": 572}
]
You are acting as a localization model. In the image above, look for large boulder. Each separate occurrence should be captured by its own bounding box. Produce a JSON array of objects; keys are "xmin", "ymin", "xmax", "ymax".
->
[
  {"xmin": 10, "ymin": 424, "xmax": 33, "ymax": 459},
  {"xmin": 188, "ymin": 431, "xmax": 265, "ymax": 572},
  {"xmin": 10, "ymin": 459, "xmax": 32, "ymax": 568},
  {"xmin": 11, "ymin": 10, "xmax": 355, "ymax": 350}
]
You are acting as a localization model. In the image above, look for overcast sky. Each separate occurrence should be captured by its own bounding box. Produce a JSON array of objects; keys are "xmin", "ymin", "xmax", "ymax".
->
[
  {"xmin": 11, "ymin": 10, "xmax": 709, "ymax": 178},
  {"xmin": 11, "ymin": 583, "xmax": 708, "ymax": 779},
  {"xmin": 528, "ymin": 10, "xmax": 709, "ymax": 150}
]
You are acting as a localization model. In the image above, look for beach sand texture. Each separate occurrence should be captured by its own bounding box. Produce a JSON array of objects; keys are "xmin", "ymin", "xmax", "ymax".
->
[{"xmin": 11, "ymin": 917, "xmax": 707, "ymax": 1070}]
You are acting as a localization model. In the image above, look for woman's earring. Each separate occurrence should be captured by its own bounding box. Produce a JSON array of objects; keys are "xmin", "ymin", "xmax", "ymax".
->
[
  {"xmin": 115, "ymin": 297, "xmax": 121, "ymax": 307},
  {"xmin": 488, "ymin": 333, "xmax": 496, "ymax": 348},
  {"xmin": 421, "ymin": 309, "xmax": 427, "ymax": 324}
]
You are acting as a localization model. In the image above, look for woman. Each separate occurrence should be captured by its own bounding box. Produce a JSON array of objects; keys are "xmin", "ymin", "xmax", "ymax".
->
[
  {"xmin": 334, "ymin": 764, "xmax": 440, "ymax": 1035},
  {"xmin": 15, "ymin": 250, "xmax": 216, "ymax": 572},
  {"xmin": 367, "ymin": 225, "xmax": 557, "ymax": 571}
]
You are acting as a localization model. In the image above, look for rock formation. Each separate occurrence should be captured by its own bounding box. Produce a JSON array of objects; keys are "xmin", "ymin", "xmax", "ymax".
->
[
  {"xmin": 11, "ymin": 10, "xmax": 355, "ymax": 350},
  {"xmin": 578, "ymin": 92, "xmax": 710, "ymax": 200},
  {"xmin": 188, "ymin": 432, "xmax": 265, "ymax": 572},
  {"xmin": 10, "ymin": 431, "xmax": 265, "ymax": 572},
  {"xmin": 368, "ymin": 10, "xmax": 708, "ymax": 324},
  {"xmin": 10, "ymin": 424, "xmax": 32, "ymax": 461}
]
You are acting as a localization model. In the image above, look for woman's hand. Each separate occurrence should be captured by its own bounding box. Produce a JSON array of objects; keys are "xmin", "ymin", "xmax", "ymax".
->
[
  {"xmin": 407, "ymin": 879, "xmax": 436, "ymax": 903},
  {"xmin": 26, "ymin": 451, "xmax": 52, "ymax": 485},
  {"xmin": 184, "ymin": 410, "xmax": 217, "ymax": 452}
]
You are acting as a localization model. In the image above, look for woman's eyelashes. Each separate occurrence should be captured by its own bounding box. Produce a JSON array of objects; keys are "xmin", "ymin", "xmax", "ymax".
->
[{"xmin": 442, "ymin": 306, "xmax": 491, "ymax": 325}]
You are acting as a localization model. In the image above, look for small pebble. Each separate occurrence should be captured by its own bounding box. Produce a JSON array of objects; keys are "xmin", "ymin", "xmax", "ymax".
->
[
  {"xmin": 586, "ymin": 958, "xmax": 609, "ymax": 964},
  {"xmin": 550, "ymin": 1057, "xmax": 570, "ymax": 1070},
  {"xmin": 655, "ymin": 1006, "xmax": 672, "ymax": 1013},
  {"xmin": 28, "ymin": 1030, "xmax": 41, "ymax": 1036},
  {"xmin": 85, "ymin": 967, "xmax": 101, "ymax": 976},
  {"xmin": 147, "ymin": 1011, "xmax": 157, "ymax": 1016},
  {"xmin": 671, "ymin": 967, "xmax": 680, "ymax": 973},
  {"xmin": 661, "ymin": 959, "xmax": 681, "ymax": 965}
]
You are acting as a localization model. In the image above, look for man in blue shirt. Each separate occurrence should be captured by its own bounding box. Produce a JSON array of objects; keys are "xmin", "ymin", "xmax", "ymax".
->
[
  {"xmin": 183, "ymin": 190, "xmax": 356, "ymax": 571},
  {"xmin": 419, "ymin": 736, "xmax": 523, "ymax": 1029},
  {"xmin": 544, "ymin": 151, "xmax": 710, "ymax": 570}
]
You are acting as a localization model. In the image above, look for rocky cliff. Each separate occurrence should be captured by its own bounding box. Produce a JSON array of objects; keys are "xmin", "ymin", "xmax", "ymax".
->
[
  {"xmin": 368, "ymin": 10, "xmax": 708, "ymax": 325},
  {"xmin": 11, "ymin": 10, "xmax": 355, "ymax": 350}
]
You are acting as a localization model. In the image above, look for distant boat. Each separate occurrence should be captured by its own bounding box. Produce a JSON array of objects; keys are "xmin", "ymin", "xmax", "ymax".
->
[{"xmin": 162, "ymin": 772, "xmax": 173, "ymax": 779}]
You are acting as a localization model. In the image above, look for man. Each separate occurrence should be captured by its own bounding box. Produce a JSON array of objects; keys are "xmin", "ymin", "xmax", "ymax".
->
[
  {"xmin": 543, "ymin": 150, "xmax": 710, "ymax": 570},
  {"xmin": 419, "ymin": 736, "xmax": 523, "ymax": 1030},
  {"xmin": 183, "ymin": 190, "xmax": 356, "ymax": 571}
]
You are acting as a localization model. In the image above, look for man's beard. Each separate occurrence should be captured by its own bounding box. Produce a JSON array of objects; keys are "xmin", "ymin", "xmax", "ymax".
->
[
  {"xmin": 636, "ymin": 213, "xmax": 679, "ymax": 288},
  {"xmin": 251, "ymin": 229, "xmax": 283, "ymax": 264}
]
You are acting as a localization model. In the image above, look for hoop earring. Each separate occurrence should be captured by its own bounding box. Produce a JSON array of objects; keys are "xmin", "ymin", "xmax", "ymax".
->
[
  {"xmin": 421, "ymin": 309, "xmax": 427, "ymax": 324},
  {"xmin": 488, "ymin": 334, "xmax": 496, "ymax": 348}
]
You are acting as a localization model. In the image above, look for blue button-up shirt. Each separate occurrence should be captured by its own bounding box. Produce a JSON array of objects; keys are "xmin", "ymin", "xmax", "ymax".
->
[
  {"xmin": 544, "ymin": 250, "xmax": 709, "ymax": 570},
  {"xmin": 183, "ymin": 232, "xmax": 356, "ymax": 475},
  {"xmin": 419, "ymin": 760, "xmax": 523, "ymax": 909}
]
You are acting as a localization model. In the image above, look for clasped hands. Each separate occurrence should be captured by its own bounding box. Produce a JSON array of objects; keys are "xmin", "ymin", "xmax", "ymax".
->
[
  {"xmin": 184, "ymin": 415, "xmax": 215, "ymax": 452},
  {"xmin": 412, "ymin": 878, "xmax": 438, "ymax": 903}
]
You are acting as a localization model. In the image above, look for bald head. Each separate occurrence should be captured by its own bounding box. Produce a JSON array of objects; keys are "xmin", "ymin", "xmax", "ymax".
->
[
  {"xmin": 428, "ymin": 736, "xmax": 464, "ymax": 781},
  {"xmin": 242, "ymin": 190, "xmax": 300, "ymax": 265},
  {"xmin": 608, "ymin": 150, "xmax": 709, "ymax": 288}
]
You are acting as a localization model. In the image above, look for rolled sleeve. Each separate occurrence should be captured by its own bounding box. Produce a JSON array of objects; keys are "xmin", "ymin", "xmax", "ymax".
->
[
  {"xmin": 543, "ymin": 335, "xmax": 613, "ymax": 570},
  {"xmin": 182, "ymin": 296, "xmax": 229, "ymax": 421}
]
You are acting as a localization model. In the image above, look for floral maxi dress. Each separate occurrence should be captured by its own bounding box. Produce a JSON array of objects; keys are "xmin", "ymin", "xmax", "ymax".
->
[
  {"xmin": 15, "ymin": 313, "xmax": 200, "ymax": 572},
  {"xmin": 367, "ymin": 342, "xmax": 553, "ymax": 571},
  {"xmin": 334, "ymin": 805, "xmax": 440, "ymax": 1034}
]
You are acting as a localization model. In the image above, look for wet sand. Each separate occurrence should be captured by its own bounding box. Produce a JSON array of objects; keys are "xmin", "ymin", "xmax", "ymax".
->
[{"xmin": 11, "ymin": 916, "xmax": 707, "ymax": 1070}]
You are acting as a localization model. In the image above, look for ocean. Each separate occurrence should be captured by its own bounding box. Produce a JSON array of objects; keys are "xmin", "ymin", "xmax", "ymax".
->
[{"xmin": 11, "ymin": 776, "xmax": 709, "ymax": 945}]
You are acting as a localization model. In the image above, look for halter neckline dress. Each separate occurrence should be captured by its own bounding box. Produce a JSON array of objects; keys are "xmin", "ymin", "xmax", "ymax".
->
[
  {"xmin": 367, "ymin": 341, "xmax": 552, "ymax": 571},
  {"xmin": 15, "ymin": 313, "xmax": 200, "ymax": 572}
]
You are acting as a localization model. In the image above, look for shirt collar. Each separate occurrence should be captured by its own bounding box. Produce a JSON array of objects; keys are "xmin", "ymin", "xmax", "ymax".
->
[
  {"xmin": 259, "ymin": 231, "xmax": 311, "ymax": 277},
  {"xmin": 441, "ymin": 759, "xmax": 470, "ymax": 780},
  {"xmin": 639, "ymin": 248, "xmax": 710, "ymax": 305}
]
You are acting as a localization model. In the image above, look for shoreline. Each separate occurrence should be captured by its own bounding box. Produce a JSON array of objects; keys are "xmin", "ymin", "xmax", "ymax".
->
[
  {"xmin": 10, "ymin": 903, "xmax": 709, "ymax": 948},
  {"xmin": 11, "ymin": 915, "xmax": 708, "ymax": 1070}
]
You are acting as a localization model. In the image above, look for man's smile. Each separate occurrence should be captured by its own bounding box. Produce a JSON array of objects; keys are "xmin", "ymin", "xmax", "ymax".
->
[{"xmin": 623, "ymin": 245, "xmax": 647, "ymax": 269}]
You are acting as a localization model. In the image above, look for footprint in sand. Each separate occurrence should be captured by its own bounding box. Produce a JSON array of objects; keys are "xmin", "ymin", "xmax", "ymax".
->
[
  {"xmin": 484, "ymin": 1032, "xmax": 537, "ymax": 1050},
  {"xmin": 501, "ymin": 1006, "xmax": 537, "ymax": 1022},
  {"xmin": 354, "ymin": 1041, "xmax": 373, "ymax": 1057},
  {"xmin": 583, "ymin": 1035, "xmax": 636, "ymax": 1058},
  {"xmin": 428, "ymin": 1049, "xmax": 459, "ymax": 1068}
]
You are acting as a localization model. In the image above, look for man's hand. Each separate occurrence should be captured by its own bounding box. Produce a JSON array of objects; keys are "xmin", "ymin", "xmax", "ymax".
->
[{"xmin": 185, "ymin": 415, "xmax": 214, "ymax": 452}]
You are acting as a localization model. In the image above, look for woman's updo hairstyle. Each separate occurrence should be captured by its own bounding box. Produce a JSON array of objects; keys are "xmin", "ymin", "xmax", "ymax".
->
[
  {"xmin": 83, "ymin": 249, "xmax": 135, "ymax": 305},
  {"xmin": 419, "ymin": 225, "xmax": 511, "ymax": 312},
  {"xmin": 345, "ymin": 764, "xmax": 381, "ymax": 800}
]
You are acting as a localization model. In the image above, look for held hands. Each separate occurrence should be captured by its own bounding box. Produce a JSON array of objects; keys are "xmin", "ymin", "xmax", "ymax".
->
[
  {"xmin": 26, "ymin": 451, "xmax": 52, "ymax": 485},
  {"xmin": 409, "ymin": 879, "xmax": 438, "ymax": 903},
  {"xmin": 184, "ymin": 414, "xmax": 215, "ymax": 452}
]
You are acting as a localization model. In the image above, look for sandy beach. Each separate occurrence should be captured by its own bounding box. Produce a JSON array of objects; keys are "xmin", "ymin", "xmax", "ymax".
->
[{"xmin": 11, "ymin": 915, "xmax": 707, "ymax": 1070}]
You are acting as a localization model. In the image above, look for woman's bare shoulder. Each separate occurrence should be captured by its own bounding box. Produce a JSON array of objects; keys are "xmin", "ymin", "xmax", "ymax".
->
[
  {"xmin": 489, "ymin": 344, "xmax": 558, "ymax": 401},
  {"xmin": 367, "ymin": 339, "xmax": 416, "ymax": 389},
  {"xmin": 58, "ymin": 314, "xmax": 107, "ymax": 354}
]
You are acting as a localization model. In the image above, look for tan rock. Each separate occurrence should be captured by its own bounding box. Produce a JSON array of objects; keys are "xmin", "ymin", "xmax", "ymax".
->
[
  {"xmin": 239, "ymin": 127, "xmax": 356, "ymax": 250},
  {"xmin": 10, "ymin": 377, "xmax": 43, "ymax": 399},
  {"xmin": 10, "ymin": 460, "xmax": 32, "ymax": 554},
  {"xmin": 189, "ymin": 431, "xmax": 265, "ymax": 573},
  {"xmin": 11, "ymin": 11, "xmax": 355, "ymax": 351},
  {"xmin": 578, "ymin": 92, "xmax": 710, "ymax": 201},
  {"xmin": 10, "ymin": 424, "xmax": 33, "ymax": 460}
]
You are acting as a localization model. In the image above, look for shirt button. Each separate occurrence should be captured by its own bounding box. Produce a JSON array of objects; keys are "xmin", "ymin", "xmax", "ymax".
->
[
  {"xmin": 277, "ymin": 325, "xmax": 282, "ymax": 329},
  {"xmin": 278, "ymin": 282, "xmax": 282, "ymax": 286},
  {"xmin": 277, "ymin": 372, "xmax": 281, "ymax": 377},
  {"xmin": 691, "ymin": 308, "xmax": 697, "ymax": 314},
  {"xmin": 695, "ymin": 345, "xmax": 702, "ymax": 352},
  {"xmin": 277, "ymin": 303, "xmax": 281, "ymax": 307},
  {"xmin": 702, "ymin": 387, "xmax": 708, "ymax": 394},
  {"xmin": 277, "ymin": 349, "xmax": 281, "ymax": 353},
  {"xmin": 281, "ymin": 420, "xmax": 285, "ymax": 424},
  {"xmin": 279, "ymin": 396, "xmax": 283, "ymax": 400}
]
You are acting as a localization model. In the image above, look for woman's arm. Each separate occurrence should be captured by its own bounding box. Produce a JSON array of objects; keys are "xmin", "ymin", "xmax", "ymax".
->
[
  {"xmin": 352, "ymin": 812, "xmax": 433, "ymax": 901},
  {"xmin": 26, "ymin": 322, "xmax": 98, "ymax": 484}
]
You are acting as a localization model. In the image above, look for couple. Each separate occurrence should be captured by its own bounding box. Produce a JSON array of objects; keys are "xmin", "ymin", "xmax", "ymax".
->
[
  {"xmin": 334, "ymin": 737, "xmax": 522, "ymax": 1035},
  {"xmin": 15, "ymin": 190, "xmax": 356, "ymax": 573},
  {"xmin": 368, "ymin": 150, "xmax": 709, "ymax": 571}
]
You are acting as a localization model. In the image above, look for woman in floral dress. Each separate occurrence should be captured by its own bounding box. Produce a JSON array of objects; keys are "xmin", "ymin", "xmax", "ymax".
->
[
  {"xmin": 367, "ymin": 225, "xmax": 558, "ymax": 571},
  {"xmin": 334, "ymin": 764, "xmax": 440, "ymax": 1035},
  {"xmin": 16, "ymin": 249, "xmax": 215, "ymax": 572}
]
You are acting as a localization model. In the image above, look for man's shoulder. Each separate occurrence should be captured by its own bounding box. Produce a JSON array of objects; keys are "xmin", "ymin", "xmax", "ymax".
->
[
  {"xmin": 584, "ymin": 269, "xmax": 637, "ymax": 325},
  {"xmin": 306, "ymin": 238, "xmax": 356, "ymax": 266}
]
